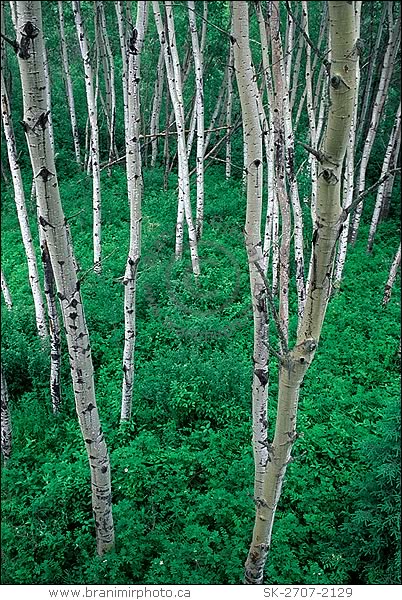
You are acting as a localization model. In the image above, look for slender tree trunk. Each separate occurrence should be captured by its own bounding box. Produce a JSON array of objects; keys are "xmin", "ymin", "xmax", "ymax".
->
[
  {"xmin": 188, "ymin": 0, "xmax": 205, "ymax": 240},
  {"xmin": 153, "ymin": 0, "xmax": 200, "ymax": 276},
  {"xmin": 58, "ymin": 1, "xmax": 80, "ymax": 165},
  {"xmin": 243, "ymin": 1, "xmax": 358, "ymax": 583},
  {"xmin": 267, "ymin": 2, "xmax": 305, "ymax": 321},
  {"xmin": 333, "ymin": 2, "xmax": 362, "ymax": 291},
  {"xmin": 1, "ymin": 365, "xmax": 12, "ymax": 462},
  {"xmin": 72, "ymin": 0, "xmax": 102, "ymax": 273},
  {"xmin": 367, "ymin": 104, "xmax": 401, "ymax": 252},
  {"xmin": 120, "ymin": 2, "xmax": 148, "ymax": 423},
  {"xmin": 350, "ymin": 15, "xmax": 400, "ymax": 245},
  {"xmin": 204, "ymin": 66, "xmax": 227, "ymax": 152},
  {"xmin": 225, "ymin": 24, "xmax": 234, "ymax": 181},
  {"xmin": 383, "ymin": 244, "xmax": 401, "ymax": 305},
  {"xmin": 115, "ymin": 1, "xmax": 129, "ymax": 131},
  {"xmin": 233, "ymin": 0, "xmax": 269, "ymax": 519},
  {"xmin": 96, "ymin": 1, "xmax": 117, "ymax": 166},
  {"xmin": 1, "ymin": 270, "xmax": 12, "ymax": 310},
  {"xmin": 1, "ymin": 63, "xmax": 48, "ymax": 338},
  {"xmin": 381, "ymin": 132, "xmax": 401, "ymax": 220},
  {"xmin": 150, "ymin": 48, "xmax": 165, "ymax": 167},
  {"xmin": 14, "ymin": 0, "xmax": 114, "ymax": 554},
  {"xmin": 356, "ymin": 3, "xmax": 387, "ymax": 148}
]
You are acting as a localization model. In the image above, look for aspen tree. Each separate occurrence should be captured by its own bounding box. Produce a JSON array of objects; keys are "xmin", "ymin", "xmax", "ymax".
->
[
  {"xmin": 96, "ymin": 1, "xmax": 117, "ymax": 167},
  {"xmin": 1, "ymin": 270, "xmax": 12, "ymax": 310},
  {"xmin": 1, "ymin": 48, "xmax": 48, "ymax": 338},
  {"xmin": 115, "ymin": 1, "xmax": 128, "ymax": 130},
  {"xmin": 58, "ymin": 1, "xmax": 80, "ymax": 165},
  {"xmin": 1, "ymin": 364, "xmax": 12, "ymax": 462},
  {"xmin": 350, "ymin": 15, "xmax": 400, "ymax": 245},
  {"xmin": 268, "ymin": 1, "xmax": 305, "ymax": 321},
  {"xmin": 188, "ymin": 0, "xmax": 205, "ymax": 240},
  {"xmin": 225, "ymin": 13, "xmax": 234, "ymax": 181},
  {"xmin": 153, "ymin": 0, "xmax": 200, "ymax": 276},
  {"xmin": 333, "ymin": 1, "xmax": 361, "ymax": 291},
  {"xmin": 150, "ymin": 48, "xmax": 165, "ymax": 167},
  {"xmin": 383, "ymin": 244, "xmax": 401, "ymax": 306},
  {"xmin": 356, "ymin": 3, "xmax": 387, "ymax": 148},
  {"xmin": 381, "ymin": 132, "xmax": 401, "ymax": 220},
  {"xmin": 120, "ymin": 1, "xmax": 148, "ymax": 423},
  {"xmin": 232, "ymin": 0, "xmax": 269, "ymax": 507},
  {"xmin": 72, "ymin": 0, "xmax": 102, "ymax": 273},
  {"xmin": 367, "ymin": 103, "xmax": 401, "ymax": 253},
  {"xmin": 14, "ymin": 0, "xmax": 114, "ymax": 554},
  {"xmin": 236, "ymin": 1, "xmax": 358, "ymax": 584}
]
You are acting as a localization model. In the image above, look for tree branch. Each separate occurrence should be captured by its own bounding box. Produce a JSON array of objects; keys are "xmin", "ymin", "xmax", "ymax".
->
[
  {"xmin": 343, "ymin": 168, "xmax": 401, "ymax": 220},
  {"xmin": 284, "ymin": 1, "xmax": 331, "ymax": 75}
]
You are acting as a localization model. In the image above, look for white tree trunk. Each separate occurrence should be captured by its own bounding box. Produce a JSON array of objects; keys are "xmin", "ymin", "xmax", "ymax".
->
[
  {"xmin": 153, "ymin": 0, "xmax": 200, "ymax": 276},
  {"xmin": 1, "ymin": 270, "xmax": 13, "ymax": 310},
  {"xmin": 188, "ymin": 0, "xmax": 205, "ymax": 240},
  {"xmin": 115, "ymin": 1, "xmax": 128, "ymax": 130},
  {"xmin": 1, "ymin": 364, "xmax": 12, "ymax": 462},
  {"xmin": 244, "ymin": 1, "xmax": 358, "ymax": 583},
  {"xmin": 350, "ymin": 15, "xmax": 400, "ymax": 245},
  {"xmin": 72, "ymin": 0, "xmax": 102, "ymax": 272},
  {"xmin": 58, "ymin": 1, "xmax": 80, "ymax": 164},
  {"xmin": 1, "ymin": 66, "xmax": 48, "ymax": 338},
  {"xmin": 15, "ymin": 0, "xmax": 114, "ymax": 554},
  {"xmin": 367, "ymin": 103, "xmax": 401, "ymax": 253},
  {"xmin": 383, "ymin": 244, "xmax": 401, "ymax": 306},
  {"xmin": 120, "ymin": 2, "xmax": 148, "ymax": 423},
  {"xmin": 96, "ymin": 1, "xmax": 117, "ymax": 166},
  {"xmin": 233, "ymin": 0, "xmax": 268, "ymax": 513},
  {"xmin": 333, "ymin": 1, "xmax": 361, "ymax": 291},
  {"xmin": 150, "ymin": 48, "xmax": 165, "ymax": 167}
]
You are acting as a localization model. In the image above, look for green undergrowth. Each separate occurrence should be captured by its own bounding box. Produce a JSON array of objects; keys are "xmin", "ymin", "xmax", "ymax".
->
[{"xmin": 1, "ymin": 167, "xmax": 400, "ymax": 584}]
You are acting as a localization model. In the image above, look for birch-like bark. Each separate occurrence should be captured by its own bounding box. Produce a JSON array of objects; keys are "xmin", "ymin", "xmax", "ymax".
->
[
  {"xmin": 1, "ymin": 62, "xmax": 48, "ymax": 338},
  {"xmin": 381, "ymin": 131, "xmax": 401, "ymax": 220},
  {"xmin": 72, "ymin": 0, "xmax": 102, "ymax": 272},
  {"xmin": 356, "ymin": 3, "xmax": 387, "ymax": 148},
  {"xmin": 58, "ymin": 1, "xmax": 80, "ymax": 165},
  {"xmin": 302, "ymin": 1, "xmax": 318, "ymax": 220},
  {"xmin": 1, "ymin": 270, "xmax": 12, "ymax": 310},
  {"xmin": 115, "ymin": 1, "xmax": 128, "ymax": 130},
  {"xmin": 14, "ymin": 0, "xmax": 114, "ymax": 554},
  {"xmin": 289, "ymin": 29, "xmax": 304, "ymax": 112},
  {"xmin": 268, "ymin": 2, "xmax": 305, "ymax": 321},
  {"xmin": 41, "ymin": 239, "xmax": 62, "ymax": 414},
  {"xmin": 120, "ymin": 2, "xmax": 148, "ymax": 423},
  {"xmin": 153, "ymin": 0, "xmax": 200, "ymax": 276},
  {"xmin": 1, "ymin": 365, "xmax": 12, "ymax": 462},
  {"xmin": 367, "ymin": 103, "xmax": 401, "ymax": 253},
  {"xmin": 333, "ymin": 1, "xmax": 361, "ymax": 291},
  {"xmin": 244, "ymin": 2, "xmax": 358, "ymax": 584},
  {"xmin": 150, "ymin": 48, "xmax": 165, "ymax": 167},
  {"xmin": 96, "ymin": 1, "xmax": 117, "ymax": 166},
  {"xmin": 383, "ymin": 244, "xmax": 401, "ymax": 306},
  {"xmin": 225, "ymin": 24, "xmax": 234, "ymax": 181},
  {"xmin": 188, "ymin": 0, "xmax": 205, "ymax": 240},
  {"xmin": 350, "ymin": 15, "xmax": 400, "ymax": 245},
  {"xmin": 233, "ymin": 0, "xmax": 268, "ymax": 511}
]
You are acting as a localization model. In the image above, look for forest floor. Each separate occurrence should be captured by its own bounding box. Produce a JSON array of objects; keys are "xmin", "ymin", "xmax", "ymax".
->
[{"xmin": 1, "ymin": 166, "xmax": 400, "ymax": 584}]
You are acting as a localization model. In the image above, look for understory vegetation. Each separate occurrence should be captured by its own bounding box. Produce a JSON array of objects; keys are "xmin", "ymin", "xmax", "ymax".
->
[{"xmin": 1, "ymin": 164, "xmax": 400, "ymax": 584}]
